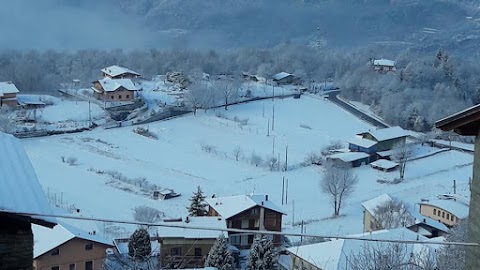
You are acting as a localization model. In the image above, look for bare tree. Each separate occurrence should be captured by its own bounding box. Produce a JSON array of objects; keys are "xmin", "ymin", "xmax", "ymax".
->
[
  {"xmin": 349, "ymin": 243, "xmax": 437, "ymax": 270},
  {"xmin": 391, "ymin": 142, "xmax": 413, "ymax": 181},
  {"xmin": 185, "ymin": 83, "xmax": 204, "ymax": 116},
  {"xmin": 437, "ymin": 219, "xmax": 468, "ymax": 270},
  {"xmin": 320, "ymin": 163, "xmax": 358, "ymax": 217},
  {"xmin": 373, "ymin": 200, "xmax": 414, "ymax": 230},
  {"xmin": 214, "ymin": 80, "xmax": 240, "ymax": 110},
  {"xmin": 232, "ymin": 146, "xmax": 243, "ymax": 161}
]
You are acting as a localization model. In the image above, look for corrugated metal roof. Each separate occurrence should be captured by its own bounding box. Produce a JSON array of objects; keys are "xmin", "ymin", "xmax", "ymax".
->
[{"xmin": 0, "ymin": 132, "xmax": 55, "ymax": 226}]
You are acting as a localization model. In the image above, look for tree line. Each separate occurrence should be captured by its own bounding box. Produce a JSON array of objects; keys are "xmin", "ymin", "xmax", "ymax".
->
[{"xmin": 1, "ymin": 45, "xmax": 478, "ymax": 131}]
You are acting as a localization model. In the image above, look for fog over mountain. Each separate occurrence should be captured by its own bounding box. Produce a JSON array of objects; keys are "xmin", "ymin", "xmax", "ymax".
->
[{"xmin": 1, "ymin": 0, "xmax": 479, "ymax": 52}]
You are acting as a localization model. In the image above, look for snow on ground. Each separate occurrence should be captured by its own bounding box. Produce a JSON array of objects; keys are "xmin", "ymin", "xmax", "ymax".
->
[
  {"xmin": 38, "ymin": 100, "xmax": 105, "ymax": 123},
  {"xmin": 21, "ymin": 95, "xmax": 473, "ymax": 242}
]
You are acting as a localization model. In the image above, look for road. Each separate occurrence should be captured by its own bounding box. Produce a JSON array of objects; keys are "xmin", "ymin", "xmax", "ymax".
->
[{"xmin": 326, "ymin": 91, "xmax": 389, "ymax": 128}]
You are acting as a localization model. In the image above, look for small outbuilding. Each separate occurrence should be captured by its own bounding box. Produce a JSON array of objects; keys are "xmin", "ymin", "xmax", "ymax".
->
[
  {"xmin": 327, "ymin": 152, "xmax": 371, "ymax": 168},
  {"xmin": 370, "ymin": 159, "xmax": 399, "ymax": 172},
  {"xmin": 373, "ymin": 59, "xmax": 396, "ymax": 73},
  {"xmin": 153, "ymin": 189, "xmax": 181, "ymax": 200},
  {"xmin": 272, "ymin": 72, "xmax": 299, "ymax": 85}
]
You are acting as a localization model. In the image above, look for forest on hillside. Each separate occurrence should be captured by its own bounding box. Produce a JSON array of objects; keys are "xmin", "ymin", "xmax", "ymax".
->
[{"xmin": 0, "ymin": 44, "xmax": 477, "ymax": 132}]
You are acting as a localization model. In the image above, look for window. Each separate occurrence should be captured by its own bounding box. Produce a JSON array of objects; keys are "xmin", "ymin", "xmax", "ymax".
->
[
  {"xmin": 229, "ymin": 235, "xmax": 241, "ymax": 245},
  {"xmin": 51, "ymin": 267, "xmax": 59, "ymax": 270},
  {"xmin": 251, "ymin": 208, "xmax": 259, "ymax": 215},
  {"xmin": 171, "ymin": 247, "xmax": 182, "ymax": 256},
  {"xmin": 126, "ymin": 94, "xmax": 130, "ymax": 99},
  {"xmin": 241, "ymin": 219, "xmax": 249, "ymax": 228},
  {"xmin": 442, "ymin": 212, "xmax": 445, "ymax": 218},
  {"xmin": 433, "ymin": 209, "xmax": 436, "ymax": 215},
  {"xmin": 69, "ymin": 264, "xmax": 75, "ymax": 270},
  {"xmin": 194, "ymin": 247, "xmax": 202, "ymax": 256},
  {"xmin": 451, "ymin": 215, "xmax": 455, "ymax": 221},
  {"xmin": 446, "ymin": 213, "xmax": 450, "ymax": 220},
  {"xmin": 254, "ymin": 219, "xmax": 260, "ymax": 227},
  {"xmin": 85, "ymin": 243, "xmax": 93, "ymax": 250},
  {"xmin": 51, "ymin": 248, "xmax": 59, "ymax": 256},
  {"xmin": 119, "ymin": 95, "xmax": 122, "ymax": 99},
  {"xmin": 228, "ymin": 220, "xmax": 232, "ymax": 227},
  {"xmin": 111, "ymin": 95, "xmax": 114, "ymax": 99},
  {"xmin": 85, "ymin": 261, "xmax": 93, "ymax": 270}
]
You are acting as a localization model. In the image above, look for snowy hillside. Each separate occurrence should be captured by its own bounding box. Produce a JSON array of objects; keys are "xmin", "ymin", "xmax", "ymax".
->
[{"xmin": 22, "ymin": 95, "xmax": 473, "ymax": 241}]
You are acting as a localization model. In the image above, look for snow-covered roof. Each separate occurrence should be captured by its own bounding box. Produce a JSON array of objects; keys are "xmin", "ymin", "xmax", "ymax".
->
[
  {"xmin": 359, "ymin": 126, "xmax": 410, "ymax": 142},
  {"xmin": 288, "ymin": 228, "xmax": 427, "ymax": 270},
  {"xmin": 328, "ymin": 152, "xmax": 370, "ymax": 162},
  {"xmin": 410, "ymin": 211, "xmax": 449, "ymax": 233},
  {"xmin": 370, "ymin": 159, "xmax": 399, "ymax": 170},
  {"xmin": 0, "ymin": 132, "xmax": 55, "ymax": 226},
  {"xmin": 361, "ymin": 194, "xmax": 393, "ymax": 215},
  {"xmin": 95, "ymin": 78, "xmax": 140, "ymax": 92},
  {"xmin": 348, "ymin": 137, "xmax": 377, "ymax": 148},
  {"xmin": 420, "ymin": 199, "xmax": 469, "ymax": 219},
  {"xmin": 101, "ymin": 65, "xmax": 140, "ymax": 78},
  {"xmin": 205, "ymin": 194, "xmax": 286, "ymax": 219},
  {"xmin": 33, "ymin": 222, "xmax": 112, "ymax": 258},
  {"xmin": 373, "ymin": 59, "xmax": 395, "ymax": 67},
  {"xmin": 157, "ymin": 216, "xmax": 227, "ymax": 239},
  {"xmin": 0, "ymin": 81, "xmax": 20, "ymax": 96},
  {"xmin": 17, "ymin": 95, "xmax": 46, "ymax": 106},
  {"xmin": 114, "ymin": 238, "xmax": 160, "ymax": 256},
  {"xmin": 273, "ymin": 72, "xmax": 293, "ymax": 81},
  {"xmin": 377, "ymin": 149, "xmax": 393, "ymax": 157}
]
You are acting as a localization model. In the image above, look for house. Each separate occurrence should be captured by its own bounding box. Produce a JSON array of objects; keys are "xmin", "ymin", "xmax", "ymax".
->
[
  {"xmin": 0, "ymin": 81, "xmax": 19, "ymax": 107},
  {"xmin": 156, "ymin": 216, "xmax": 227, "ymax": 268},
  {"xmin": 0, "ymin": 132, "xmax": 56, "ymax": 269},
  {"xmin": 272, "ymin": 72, "xmax": 298, "ymax": 85},
  {"xmin": 205, "ymin": 194, "xmax": 285, "ymax": 248},
  {"xmin": 357, "ymin": 126, "xmax": 410, "ymax": 152},
  {"xmin": 326, "ymin": 152, "xmax": 371, "ymax": 168},
  {"xmin": 283, "ymin": 228, "xmax": 430, "ymax": 270},
  {"xmin": 435, "ymin": 104, "xmax": 480, "ymax": 269},
  {"xmin": 407, "ymin": 211, "xmax": 449, "ymax": 238},
  {"xmin": 361, "ymin": 194, "xmax": 394, "ymax": 232},
  {"xmin": 91, "ymin": 78, "xmax": 141, "ymax": 102},
  {"xmin": 418, "ymin": 195, "xmax": 469, "ymax": 227},
  {"xmin": 348, "ymin": 137, "xmax": 378, "ymax": 154},
  {"xmin": 101, "ymin": 65, "xmax": 140, "ymax": 79},
  {"xmin": 17, "ymin": 95, "xmax": 47, "ymax": 110},
  {"xmin": 370, "ymin": 159, "xmax": 399, "ymax": 172},
  {"xmin": 373, "ymin": 59, "xmax": 396, "ymax": 73},
  {"xmin": 33, "ymin": 223, "xmax": 113, "ymax": 270}
]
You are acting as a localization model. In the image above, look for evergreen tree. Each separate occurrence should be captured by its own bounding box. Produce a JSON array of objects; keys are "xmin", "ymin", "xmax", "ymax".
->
[
  {"xmin": 205, "ymin": 234, "xmax": 236, "ymax": 270},
  {"xmin": 247, "ymin": 234, "xmax": 278, "ymax": 270},
  {"xmin": 187, "ymin": 185, "xmax": 207, "ymax": 216},
  {"xmin": 128, "ymin": 228, "xmax": 152, "ymax": 260}
]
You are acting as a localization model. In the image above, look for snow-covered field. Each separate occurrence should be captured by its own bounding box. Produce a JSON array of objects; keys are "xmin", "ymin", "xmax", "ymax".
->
[{"xmin": 21, "ymin": 95, "xmax": 473, "ymax": 241}]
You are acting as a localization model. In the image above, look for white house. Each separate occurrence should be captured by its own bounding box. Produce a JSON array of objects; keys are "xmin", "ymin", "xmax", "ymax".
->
[{"xmin": 283, "ymin": 228, "xmax": 432, "ymax": 270}]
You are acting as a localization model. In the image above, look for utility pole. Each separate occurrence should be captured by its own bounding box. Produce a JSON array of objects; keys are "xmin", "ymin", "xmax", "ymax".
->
[
  {"xmin": 272, "ymin": 84, "xmax": 275, "ymax": 101},
  {"xmin": 285, "ymin": 145, "xmax": 288, "ymax": 171},
  {"xmin": 88, "ymin": 95, "xmax": 92, "ymax": 128},
  {"xmin": 272, "ymin": 104, "xmax": 275, "ymax": 131},
  {"xmin": 292, "ymin": 199, "xmax": 295, "ymax": 225},
  {"xmin": 454, "ymin": 179, "xmax": 457, "ymax": 194},
  {"xmin": 272, "ymin": 136, "xmax": 275, "ymax": 155},
  {"xmin": 282, "ymin": 177, "xmax": 285, "ymax": 205},
  {"xmin": 267, "ymin": 119, "xmax": 270, "ymax": 136},
  {"xmin": 301, "ymin": 220, "xmax": 304, "ymax": 243},
  {"xmin": 285, "ymin": 178, "xmax": 289, "ymax": 204}
]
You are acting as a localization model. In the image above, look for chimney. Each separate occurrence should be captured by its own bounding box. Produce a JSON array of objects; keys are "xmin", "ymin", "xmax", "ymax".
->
[
  {"xmin": 265, "ymin": 195, "xmax": 269, "ymax": 201},
  {"xmin": 185, "ymin": 216, "xmax": 190, "ymax": 223}
]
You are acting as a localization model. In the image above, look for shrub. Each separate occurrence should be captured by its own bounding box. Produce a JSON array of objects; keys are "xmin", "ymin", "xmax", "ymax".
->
[
  {"xmin": 133, "ymin": 205, "xmax": 164, "ymax": 223},
  {"xmin": 66, "ymin": 157, "xmax": 77, "ymax": 166}
]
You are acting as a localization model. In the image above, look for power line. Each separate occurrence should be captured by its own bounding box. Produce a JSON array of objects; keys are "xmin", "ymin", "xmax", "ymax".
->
[{"xmin": 3, "ymin": 209, "xmax": 478, "ymax": 247}]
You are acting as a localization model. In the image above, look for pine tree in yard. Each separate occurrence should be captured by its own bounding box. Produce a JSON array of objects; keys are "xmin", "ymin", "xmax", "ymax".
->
[
  {"xmin": 128, "ymin": 228, "xmax": 152, "ymax": 260},
  {"xmin": 247, "ymin": 234, "xmax": 278, "ymax": 270},
  {"xmin": 187, "ymin": 185, "xmax": 207, "ymax": 216},
  {"xmin": 205, "ymin": 234, "xmax": 236, "ymax": 270}
]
